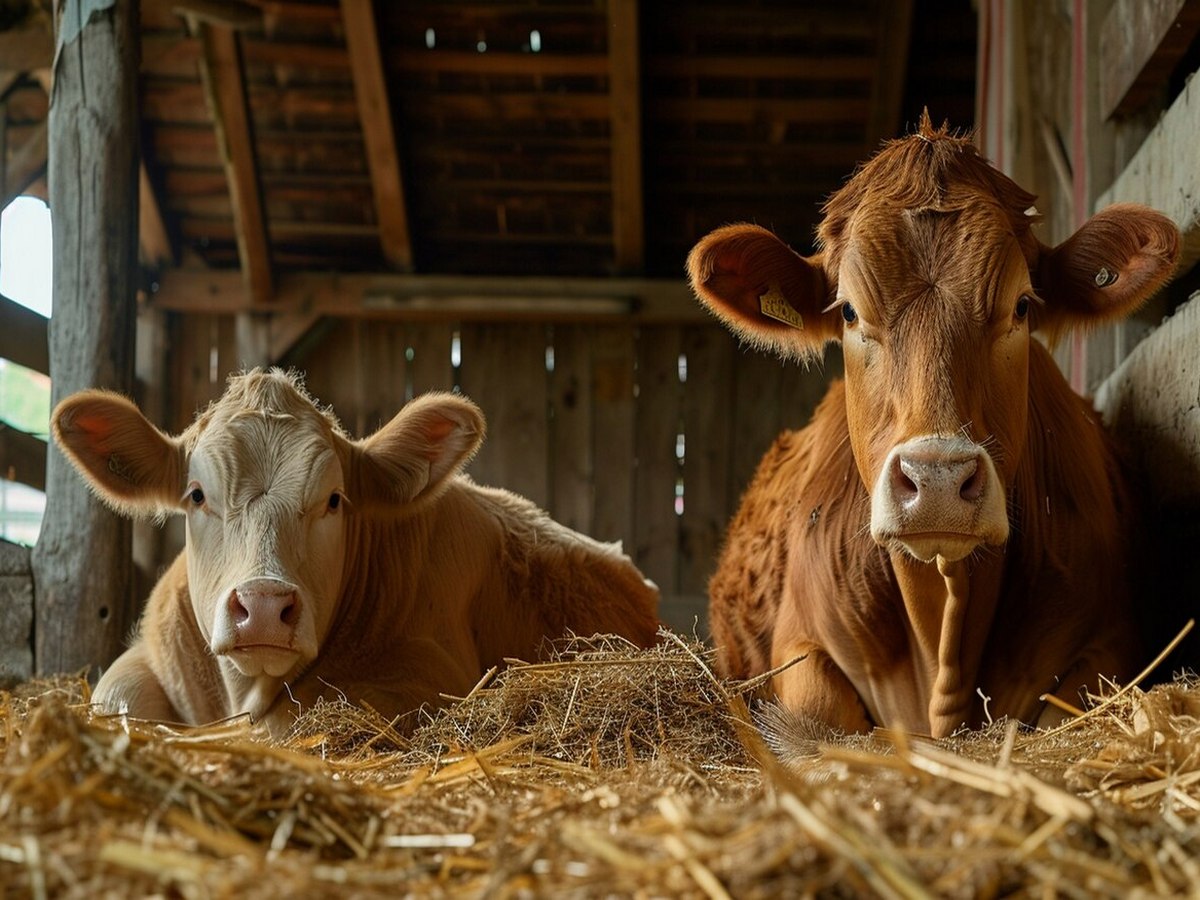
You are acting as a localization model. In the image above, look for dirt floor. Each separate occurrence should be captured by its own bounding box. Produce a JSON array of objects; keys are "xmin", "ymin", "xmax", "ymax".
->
[{"xmin": 2, "ymin": 632, "xmax": 1198, "ymax": 898}]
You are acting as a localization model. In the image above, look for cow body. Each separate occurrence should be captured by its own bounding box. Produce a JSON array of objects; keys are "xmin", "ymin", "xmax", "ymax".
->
[
  {"xmin": 53, "ymin": 371, "xmax": 659, "ymax": 734},
  {"xmin": 688, "ymin": 119, "xmax": 1179, "ymax": 738}
]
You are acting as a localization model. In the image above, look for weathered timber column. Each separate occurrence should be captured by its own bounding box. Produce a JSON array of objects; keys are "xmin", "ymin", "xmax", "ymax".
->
[{"xmin": 32, "ymin": 0, "xmax": 140, "ymax": 676}]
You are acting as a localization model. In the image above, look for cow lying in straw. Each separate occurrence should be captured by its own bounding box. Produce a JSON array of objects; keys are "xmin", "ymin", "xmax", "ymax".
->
[
  {"xmin": 52, "ymin": 369, "xmax": 660, "ymax": 734},
  {"xmin": 689, "ymin": 116, "xmax": 1179, "ymax": 738}
]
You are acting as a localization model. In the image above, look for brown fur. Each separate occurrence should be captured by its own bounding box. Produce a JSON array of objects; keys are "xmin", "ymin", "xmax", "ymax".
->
[
  {"xmin": 693, "ymin": 121, "xmax": 1180, "ymax": 737},
  {"xmin": 54, "ymin": 370, "xmax": 660, "ymax": 735}
]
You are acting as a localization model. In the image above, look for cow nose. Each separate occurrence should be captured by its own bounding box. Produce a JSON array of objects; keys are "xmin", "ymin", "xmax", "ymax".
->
[
  {"xmin": 892, "ymin": 451, "xmax": 985, "ymax": 507},
  {"xmin": 228, "ymin": 578, "xmax": 300, "ymax": 647}
]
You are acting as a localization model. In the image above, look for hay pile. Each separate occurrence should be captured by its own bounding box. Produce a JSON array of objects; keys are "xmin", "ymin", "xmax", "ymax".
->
[{"xmin": 2, "ymin": 632, "xmax": 1199, "ymax": 898}]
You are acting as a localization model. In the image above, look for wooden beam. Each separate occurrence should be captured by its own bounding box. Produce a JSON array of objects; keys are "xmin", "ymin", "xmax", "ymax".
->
[
  {"xmin": 865, "ymin": 0, "xmax": 914, "ymax": 150},
  {"xmin": 138, "ymin": 162, "xmax": 174, "ymax": 268},
  {"xmin": 1, "ymin": 119, "xmax": 46, "ymax": 209},
  {"xmin": 234, "ymin": 310, "xmax": 321, "ymax": 366},
  {"xmin": 1100, "ymin": 0, "xmax": 1200, "ymax": 120},
  {"xmin": 1096, "ymin": 75, "xmax": 1200, "ymax": 270},
  {"xmin": 339, "ymin": 0, "xmax": 412, "ymax": 270},
  {"xmin": 608, "ymin": 0, "xmax": 644, "ymax": 274},
  {"xmin": 197, "ymin": 22, "xmax": 274, "ymax": 302},
  {"xmin": 173, "ymin": 0, "xmax": 261, "ymax": 30},
  {"xmin": 32, "ymin": 0, "xmax": 139, "ymax": 676},
  {"xmin": 0, "ymin": 424, "xmax": 46, "ymax": 492},
  {"xmin": 0, "ymin": 293, "xmax": 48, "ymax": 374},
  {"xmin": 149, "ymin": 270, "xmax": 708, "ymax": 323}
]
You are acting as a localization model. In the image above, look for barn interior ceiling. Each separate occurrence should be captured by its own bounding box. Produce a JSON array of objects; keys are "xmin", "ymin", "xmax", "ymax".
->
[{"xmin": 0, "ymin": 0, "xmax": 976, "ymax": 315}]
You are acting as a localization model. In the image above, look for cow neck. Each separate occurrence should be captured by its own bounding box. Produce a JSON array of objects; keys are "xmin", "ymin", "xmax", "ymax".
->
[{"xmin": 889, "ymin": 550, "xmax": 1004, "ymax": 737}]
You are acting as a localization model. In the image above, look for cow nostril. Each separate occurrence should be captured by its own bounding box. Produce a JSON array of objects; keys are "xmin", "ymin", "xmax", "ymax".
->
[
  {"xmin": 280, "ymin": 596, "xmax": 299, "ymax": 627},
  {"xmin": 892, "ymin": 457, "xmax": 920, "ymax": 500},
  {"xmin": 959, "ymin": 461, "xmax": 984, "ymax": 502},
  {"xmin": 229, "ymin": 592, "xmax": 250, "ymax": 625}
]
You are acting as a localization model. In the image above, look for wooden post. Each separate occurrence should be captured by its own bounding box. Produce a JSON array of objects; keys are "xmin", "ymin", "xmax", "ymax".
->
[{"xmin": 31, "ymin": 0, "xmax": 140, "ymax": 676}]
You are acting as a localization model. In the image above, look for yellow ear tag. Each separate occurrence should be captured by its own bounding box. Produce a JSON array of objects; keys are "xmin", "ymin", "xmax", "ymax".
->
[{"xmin": 758, "ymin": 284, "xmax": 804, "ymax": 329}]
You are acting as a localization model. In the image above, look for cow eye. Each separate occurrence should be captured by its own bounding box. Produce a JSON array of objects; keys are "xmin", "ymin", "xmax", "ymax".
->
[
  {"xmin": 841, "ymin": 303, "xmax": 858, "ymax": 325},
  {"xmin": 1015, "ymin": 295, "xmax": 1031, "ymax": 321},
  {"xmin": 188, "ymin": 487, "xmax": 205, "ymax": 506},
  {"xmin": 328, "ymin": 492, "xmax": 342, "ymax": 511}
]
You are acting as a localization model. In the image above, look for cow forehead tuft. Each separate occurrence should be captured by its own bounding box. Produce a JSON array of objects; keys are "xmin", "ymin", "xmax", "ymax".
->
[
  {"xmin": 186, "ymin": 368, "xmax": 345, "ymax": 448},
  {"xmin": 817, "ymin": 129, "xmax": 1041, "ymax": 276}
]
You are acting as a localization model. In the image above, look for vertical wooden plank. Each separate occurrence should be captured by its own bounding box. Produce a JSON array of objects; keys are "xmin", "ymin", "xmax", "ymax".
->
[
  {"xmin": 865, "ymin": 0, "xmax": 914, "ymax": 150},
  {"xmin": 296, "ymin": 320, "xmax": 360, "ymax": 431},
  {"xmin": 549, "ymin": 325, "xmax": 594, "ymax": 535},
  {"xmin": 458, "ymin": 324, "xmax": 549, "ymax": 507},
  {"xmin": 356, "ymin": 321, "xmax": 408, "ymax": 434},
  {"xmin": 678, "ymin": 325, "xmax": 734, "ymax": 615},
  {"xmin": 171, "ymin": 313, "xmax": 219, "ymax": 432},
  {"xmin": 33, "ymin": 0, "xmax": 139, "ymax": 675},
  {"xmin": 407, "ymin": 322, "xmax": 456, "ymax": 396},
  {"xmin": 727, "ymin": 348, "xmax": 786, "ymax": 513},
  {"xmin": 608, "ymin": 0, "xmax": 644, "ymax": 273},
  {"xmin": 633, "ymin": 325, "xmax": 683, "ymax": 615},
  {"xmin": 591, "ymin": 326, "xmax": 637, "ymax": 546}
]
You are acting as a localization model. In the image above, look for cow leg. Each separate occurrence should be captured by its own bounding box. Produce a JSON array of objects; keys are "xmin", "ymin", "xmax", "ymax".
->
[
  {"xmin": 772, "ymin": 641, "xmax": 872, "ymax": 734},
  {"xmin": 92, "ymin": 644, "xmax": 181, "ymax": 722}
]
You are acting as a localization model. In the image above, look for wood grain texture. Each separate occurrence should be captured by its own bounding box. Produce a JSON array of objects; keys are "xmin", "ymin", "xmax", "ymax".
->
[{"xmin": 33, "ymin": 0, "xmax": 139, "ymax": 676}]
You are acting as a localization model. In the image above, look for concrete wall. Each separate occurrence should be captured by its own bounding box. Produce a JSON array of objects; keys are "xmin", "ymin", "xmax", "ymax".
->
[{"xmin": 1096, "ymin": 291, "xmax": 1200, "ymax": 674}]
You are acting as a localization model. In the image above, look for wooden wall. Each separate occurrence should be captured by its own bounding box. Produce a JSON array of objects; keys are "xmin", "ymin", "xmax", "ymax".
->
[{"xmin": 152, "ymin": 313, "xmax": 841, "ymax": 634}]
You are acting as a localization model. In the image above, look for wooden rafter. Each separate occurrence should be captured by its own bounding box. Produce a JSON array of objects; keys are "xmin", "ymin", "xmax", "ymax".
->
[
  {"xmin": 865, "ymin": 0, "xmax": 914, "ymax": 151},
  {"xmin": 138, "ymin": 162, "xmax": 174, "ymax": 269},
  {"xmin": 197, "ymin": 22, "xmax": 274, "ymax": 303},
  {"xmin": 608, "ymin": 0, "xmax": 644, "ymax": 274},
  {"xmin": 340, "ymin": 0, "xmax": 413, "ymax": 270}
]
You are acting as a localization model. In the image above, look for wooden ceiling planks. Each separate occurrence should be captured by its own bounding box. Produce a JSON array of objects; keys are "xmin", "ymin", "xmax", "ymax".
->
[{"xmin": 126, "ymin": 0, "xmax": 978, "ymax": 305}]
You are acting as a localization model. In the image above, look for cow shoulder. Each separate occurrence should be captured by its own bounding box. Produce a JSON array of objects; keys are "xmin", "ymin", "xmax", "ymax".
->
[
  {"xmin": 710, "ymin": 381, "xmax": 866, "ymax": 678},
  {"xmin": 460, "ymin": 480, "xmax": 660, "ymax": 652}
]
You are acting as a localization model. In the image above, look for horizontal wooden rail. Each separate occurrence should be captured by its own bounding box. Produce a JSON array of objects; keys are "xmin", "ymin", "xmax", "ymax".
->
[
  {"xmin": 149, "ymin": 270, "xmax": 711, "ymax": 323},
  {"xmin": 0, "ymin": 294, "xmax": 48, "ymax": 375}
]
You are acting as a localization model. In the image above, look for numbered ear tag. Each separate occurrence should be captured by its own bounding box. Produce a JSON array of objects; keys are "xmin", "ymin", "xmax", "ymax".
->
[{"xmin": 758, "ymin": 284, "xmax": 804, "ymax": 329}]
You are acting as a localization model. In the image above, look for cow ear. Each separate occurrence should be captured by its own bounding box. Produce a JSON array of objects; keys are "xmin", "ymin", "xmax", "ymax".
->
[
  {"xmin": 349, "ymin": 392, "xmax": 485, "ymax": 512},
  {"xmin": 1035, "ymin": 204, "xmax": 1179, "ymax": 342},
  {"xmin": 52, "ymin": 390, "xmax": 185, "ymax": 517},
  {"xmin": 687, "ymin": 224, "xmax": 840, "ymax": 361}
]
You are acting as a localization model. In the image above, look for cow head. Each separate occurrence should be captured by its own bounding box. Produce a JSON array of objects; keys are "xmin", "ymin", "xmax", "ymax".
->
[
  {"xmin": 688, "ymin": 119, "xmax": 1179, "ymax": 564},
  {"xmin": 53, "ymin": 369, "xmax": 483, "ymax": 686}
]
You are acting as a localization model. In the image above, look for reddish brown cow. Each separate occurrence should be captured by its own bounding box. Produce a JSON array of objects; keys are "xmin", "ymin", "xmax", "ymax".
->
[{"xmin": 688, "ymin": 119, "xmax": 1179, "ymax": 738}]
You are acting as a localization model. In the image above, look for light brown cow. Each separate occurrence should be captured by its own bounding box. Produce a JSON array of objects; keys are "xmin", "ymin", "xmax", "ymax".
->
[
  {"xmin": 53, "ymin": 369, "xmax": 660, "ymax": 734},
  {"xmin": 688, "ymin": 119, "xmax": 1179, "ymax": 738}
]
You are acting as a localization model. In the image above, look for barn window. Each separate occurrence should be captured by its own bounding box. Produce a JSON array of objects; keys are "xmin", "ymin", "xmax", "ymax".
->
[
  {"xmin": 424, "ymin": 28, "xmax": 436, "ymax": 49},
  {"xmin": 0, "ymin": 196, "xmax": 52, "ymax": 546},
  {"xmin": 529, "ymin": 30, "xmax": 542, "ymax": 53}
]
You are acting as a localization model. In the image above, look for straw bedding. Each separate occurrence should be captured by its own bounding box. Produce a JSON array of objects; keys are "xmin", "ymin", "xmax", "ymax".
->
[{"xmin": 2, "ymin": 631, "xmax": 1198, "ymax": 898}]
